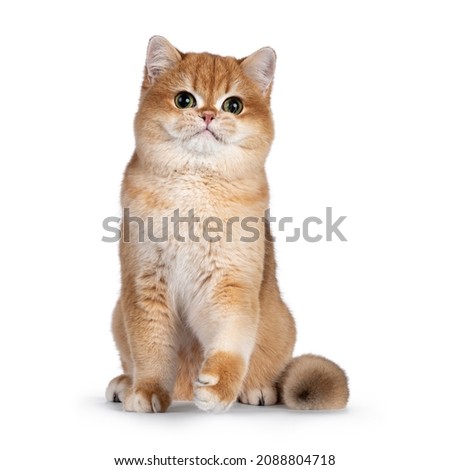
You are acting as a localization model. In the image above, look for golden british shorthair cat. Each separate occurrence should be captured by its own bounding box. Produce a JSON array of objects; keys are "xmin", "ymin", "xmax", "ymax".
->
[{"xmin": 106, "ymin": 36, "xmax": 349, "ymax": 413}]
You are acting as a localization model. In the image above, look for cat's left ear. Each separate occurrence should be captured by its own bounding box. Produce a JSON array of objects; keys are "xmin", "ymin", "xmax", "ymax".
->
[{"xmin": 240, "ymin": 47, "xmax": 276, "ymax": 94}]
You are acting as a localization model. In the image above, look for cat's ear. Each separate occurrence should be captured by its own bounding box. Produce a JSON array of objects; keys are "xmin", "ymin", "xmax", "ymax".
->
[
  {"xmin": 146, "ymin": 36, "xmax": 182, "ymax": 83},
  {"xmin": 240, "ymin": 47, "xmax": 276, "ymax": 94}
]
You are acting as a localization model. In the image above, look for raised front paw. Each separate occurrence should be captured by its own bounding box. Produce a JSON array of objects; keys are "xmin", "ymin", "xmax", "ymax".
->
[
  {"xmin": 193, "ymin": 352, "xmax": 245, "ymax": 413},
  {"xmin": 123, "ymin": 380, "xmax": 171, "ymax": 413}
]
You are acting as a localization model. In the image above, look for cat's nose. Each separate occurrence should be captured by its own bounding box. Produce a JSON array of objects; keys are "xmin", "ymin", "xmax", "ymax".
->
[{"xmin": 201, "ymin": 111, "xmax": 215, "ymax": 126}]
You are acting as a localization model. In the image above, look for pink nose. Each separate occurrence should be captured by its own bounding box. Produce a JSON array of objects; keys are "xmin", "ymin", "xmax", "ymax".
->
[{"xmin": 202, "ymin": 111, "xmax": 215, "ymax": 126}]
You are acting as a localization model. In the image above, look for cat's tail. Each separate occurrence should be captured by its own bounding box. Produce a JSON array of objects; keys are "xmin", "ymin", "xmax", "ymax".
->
[{"xmin": 279, "ymin": 354, "xmax": 349, "ymax": 410}]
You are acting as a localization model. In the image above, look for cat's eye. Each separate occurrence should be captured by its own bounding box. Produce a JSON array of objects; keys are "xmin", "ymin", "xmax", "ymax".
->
[
  {"xmin": 222, "ymin": 97, "xmax": 243, "ymax": 115},
  {"xmin": 175, "ymin": 92, "xmax": 197, "ymax": 109}
]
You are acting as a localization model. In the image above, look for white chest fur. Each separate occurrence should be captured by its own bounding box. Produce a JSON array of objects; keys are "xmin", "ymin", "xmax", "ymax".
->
[{"xmin": 123, "ymin": 172, "xmax": 266, "ymax": 318}]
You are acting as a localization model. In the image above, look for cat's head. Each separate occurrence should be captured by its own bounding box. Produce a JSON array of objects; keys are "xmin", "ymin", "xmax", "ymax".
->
[{"xmin": 134, "ymin": 36, "xmax": 276, "ymax": 178}]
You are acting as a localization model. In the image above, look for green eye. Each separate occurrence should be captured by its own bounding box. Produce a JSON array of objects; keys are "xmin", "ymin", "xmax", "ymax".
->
[
  {"xmin": 175, "ymin": 92, "xmax": 196, "ymax": 109},
  {"xmin": 222, "ymin": 97, "xmax": 243, "ymax": 115}
]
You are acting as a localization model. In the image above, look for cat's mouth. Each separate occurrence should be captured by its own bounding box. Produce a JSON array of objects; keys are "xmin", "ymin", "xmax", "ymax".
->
[{"xmin": 196, "ymin": 128, "xmax": 219, "ymax": 141}]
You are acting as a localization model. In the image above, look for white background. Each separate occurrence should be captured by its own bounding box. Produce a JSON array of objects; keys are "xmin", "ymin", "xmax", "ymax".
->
[{"xmin": 1, "ymin": 1, "xmax": 449, "ymax": 468}]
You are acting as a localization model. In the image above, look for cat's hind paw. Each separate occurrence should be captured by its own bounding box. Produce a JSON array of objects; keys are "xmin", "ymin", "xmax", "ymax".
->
[
  {"xmin": 106, "ymin": 374, "xmax": 131, "ymax": 403},
  {"xmin": 238, "ymin": 386, "xmax": 278, "ymax": 406}
]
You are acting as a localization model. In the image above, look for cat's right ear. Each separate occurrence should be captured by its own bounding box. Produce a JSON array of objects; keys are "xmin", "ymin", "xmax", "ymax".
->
[{"xmin": 146, "ymin": 36, "xmax": 182, "ymax": 84}]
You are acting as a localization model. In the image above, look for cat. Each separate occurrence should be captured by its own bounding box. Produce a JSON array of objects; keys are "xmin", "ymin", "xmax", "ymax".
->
[{"xmin": 105, "ymin": 36, "xmax": 349, "ymax": 413}]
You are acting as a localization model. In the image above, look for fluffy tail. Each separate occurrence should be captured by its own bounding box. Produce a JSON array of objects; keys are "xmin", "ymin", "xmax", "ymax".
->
[{"xmin": 279, "ymin": 354, "xmax": 349, "ymax": 410}]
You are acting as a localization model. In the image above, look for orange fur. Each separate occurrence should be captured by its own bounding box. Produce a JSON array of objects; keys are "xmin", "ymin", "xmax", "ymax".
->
[
  {"xmin": 197, "ymin": 352, "xmax": 246, "ymax": 404},
  {"xmin": 105, "ymin": 37, "xmax": 349, "ymax": 413}
]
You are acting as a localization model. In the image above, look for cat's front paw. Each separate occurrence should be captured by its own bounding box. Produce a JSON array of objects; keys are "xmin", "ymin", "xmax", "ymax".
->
[
  {"xmin": 193, "ymin": 351, "xmax": 245, "ymax": 413},
  {"xmin": 238, "ymin": 386, "xmax": 278, "ymax": 406},
  {"xmin": 123, "ymin": 381, "xmax": 171, "ymax": 413}
]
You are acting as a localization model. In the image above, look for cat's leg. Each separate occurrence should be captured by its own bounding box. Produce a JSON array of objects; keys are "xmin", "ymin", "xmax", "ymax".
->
[
  {"xmin": 121, "ymin": 274, "xmax": 179, "ymax": 413},
  {"xmin": 239, "ymin": 290, "xmax": 296, "ymax": 406},
  {"xmin": 192, "ymin": 280, "xmax": 260, "ymax": 412},
  {"xmin": 106, "ymin": 299, "xmax": 133, "ymax": 403},
  {"xmin": 237, "ymin": 229, "xmax": 297, "ymax": 406}
]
